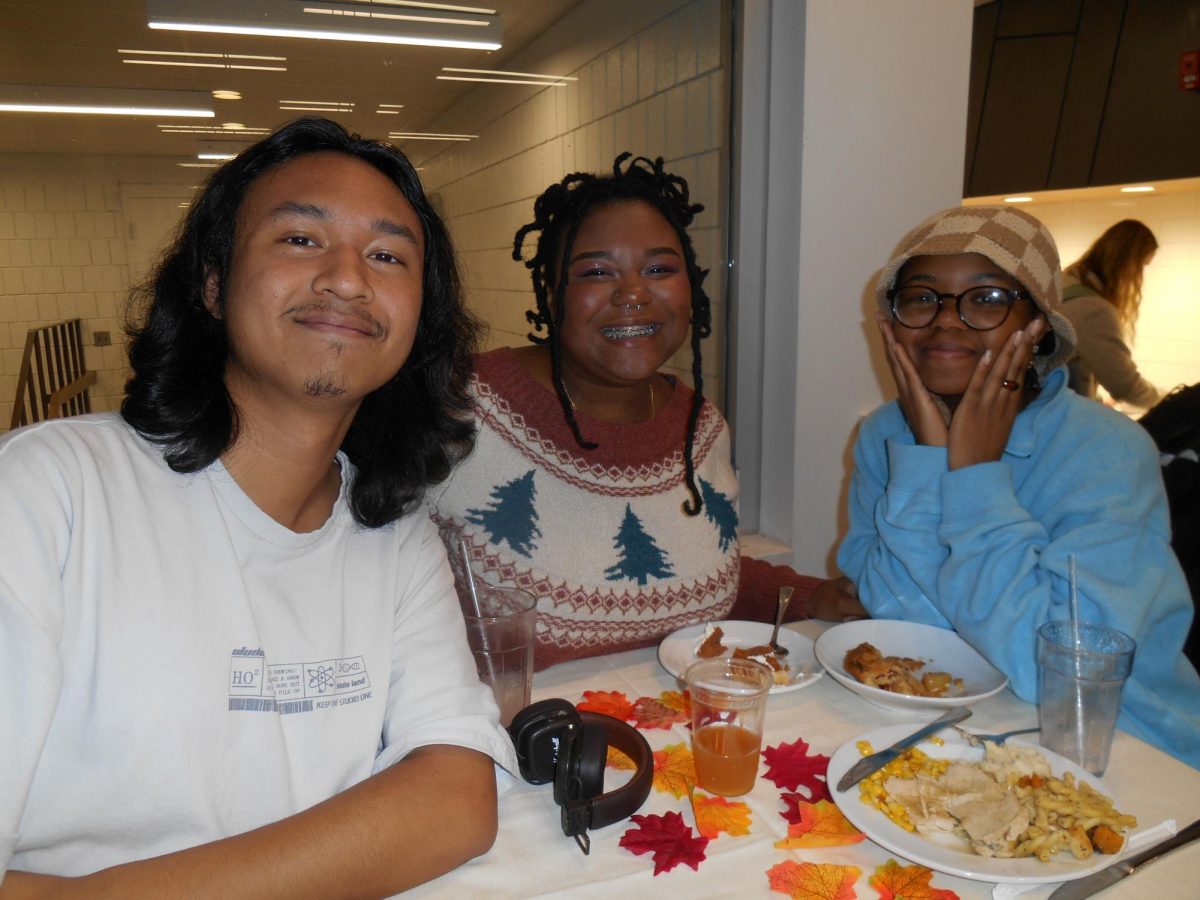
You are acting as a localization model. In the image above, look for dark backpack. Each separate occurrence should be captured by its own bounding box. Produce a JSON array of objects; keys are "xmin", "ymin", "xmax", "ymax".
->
[{"xmin": 1139, "ymin": 384, "xmax": 1200, "ymax": 669}]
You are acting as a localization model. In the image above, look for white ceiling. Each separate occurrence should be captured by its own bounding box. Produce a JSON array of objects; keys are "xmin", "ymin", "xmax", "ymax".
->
[{"xmin": 0, "ymin": 0, "xmax": 579, "ymax": 158}]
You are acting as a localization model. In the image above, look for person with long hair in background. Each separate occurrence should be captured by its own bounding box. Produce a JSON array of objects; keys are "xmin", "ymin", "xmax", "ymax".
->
[
  {"xmin": 428, "ymin": 154, "xmax": 863, "ymax": 671},
  {"xmin": 1061, "ymin": 219, "xmax": 1162, "ymax": 408}
]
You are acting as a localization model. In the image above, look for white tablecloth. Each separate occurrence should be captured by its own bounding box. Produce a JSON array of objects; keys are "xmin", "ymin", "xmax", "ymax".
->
[{"xmin": 410, "ymin": 621, "xmax": 1200, "ymax": 898}]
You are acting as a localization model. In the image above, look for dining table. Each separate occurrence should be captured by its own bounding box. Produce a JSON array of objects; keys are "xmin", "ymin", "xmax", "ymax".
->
[{"xmin": 409, "ymin": 619, "xmax": 1200, "ymax": 898}]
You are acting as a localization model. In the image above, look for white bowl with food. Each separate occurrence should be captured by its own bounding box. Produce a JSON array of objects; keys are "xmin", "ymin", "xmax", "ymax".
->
[
  {"xmin": 658, "ymin": 620, "xmax": 821, "ymax": 694},
  {"xmin": 814, "ymin": 619, "xmax": 1008, "ymax": 713}
]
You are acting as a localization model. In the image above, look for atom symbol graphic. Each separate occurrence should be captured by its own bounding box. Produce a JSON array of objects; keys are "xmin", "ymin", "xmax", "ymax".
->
[{"xmin": 307, "ymin": 665, "xmax": 336, "ymax": 693}]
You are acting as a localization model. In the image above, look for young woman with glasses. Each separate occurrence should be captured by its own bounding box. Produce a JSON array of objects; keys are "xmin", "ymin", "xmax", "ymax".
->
[{"xmin": 836, "ymin": 205, "xmax": 1200, "ymax": 770}]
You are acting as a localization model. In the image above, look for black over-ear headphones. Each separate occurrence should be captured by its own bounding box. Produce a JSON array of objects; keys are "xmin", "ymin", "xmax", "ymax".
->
[{"xmin": 508, "ymin": 698, "xmax": 653, "ymax": 854}]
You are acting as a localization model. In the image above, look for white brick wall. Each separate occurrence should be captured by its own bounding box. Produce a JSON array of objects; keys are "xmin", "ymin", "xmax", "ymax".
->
[
  {"xmin": 0, "ymin": 155, "xmax": 194, "ymax": 431},
  {"xmin": 410, "ymin": 0, "xmax": 729, "ymax": 406}
]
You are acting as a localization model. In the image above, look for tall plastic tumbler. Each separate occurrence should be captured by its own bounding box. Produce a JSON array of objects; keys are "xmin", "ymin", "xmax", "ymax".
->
[
  {"xmin": 461, "ymin": 584, "xmax": 537, "ymax": 728},
  {"xmin": 685, "ymin": 657, "xmax": 773, "ymax": 796},
  {"xmin": 1037, "ymin": 621, "xmax": 1135, "ymax": 776}
]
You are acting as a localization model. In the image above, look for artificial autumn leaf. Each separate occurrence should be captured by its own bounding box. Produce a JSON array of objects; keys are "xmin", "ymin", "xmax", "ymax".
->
[
  {"xmin": 619, "ymin": 811, "xmax": 709, "ymax": 875},
  {"xmin": 767, "ymin": 860, "xmax": 861, "ymax": 900},
  {"xmin": 869, "ymin": 859, "xmax": 959, "ymax": 900},
  {"xmin": 774, "ymin": 800, "xmax": 865, "ymax": 849},
  {"xmin": 652, "ymin": 742, "xmax": 697, "ymax": 798},
  {"xmin": 691, "ymin": 787, "xmax": 752, "ymax": 839},
  {"xmin": 631, "ymin": 696, "xmax": 689, "ymax": 729},
  {"xmin": 658, "ymin": 689, "xmax": 691, "ymax": 716},
  {"xmin": 761, "ymin": 737, "xmax": 831, "ymax": 800},
  {"xmin": 607, "ymin": 745, "xmax": 636, "ymax": 770},
  {"xmin": 577, "ymin": 690, "xmax": 635, "ymax": 721}
]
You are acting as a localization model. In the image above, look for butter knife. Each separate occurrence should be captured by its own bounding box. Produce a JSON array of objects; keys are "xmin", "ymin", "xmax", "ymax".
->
[
  {"xmin": 1047, "ymin": 818, "xmax": 1200, "ymax": 900},
  {"xmin": 835, "ymin": 707, "xmax": 972, "ymax": 793}
]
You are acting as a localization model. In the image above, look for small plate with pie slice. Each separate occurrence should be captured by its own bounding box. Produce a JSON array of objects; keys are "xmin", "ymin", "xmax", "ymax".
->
[{"xmin": 657, "ymin": 620, "xmax": 822, "ymax": 694}]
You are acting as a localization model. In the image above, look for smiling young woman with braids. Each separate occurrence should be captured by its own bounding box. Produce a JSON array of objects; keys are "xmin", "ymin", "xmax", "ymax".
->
[{"xmin": 427, "ymin": 154, "xmax": 862, "ymax": 670}]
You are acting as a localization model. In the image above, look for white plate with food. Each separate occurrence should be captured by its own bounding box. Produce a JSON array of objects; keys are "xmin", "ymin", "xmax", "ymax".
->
[
  {"xmin": 828, "ymin": 723, "xmax": 1135, "ymax": 884},
  {"xmin": 657, "ymin": 620, "xmax": 821, "ymax": 694},
  {"xmin": 814, "ymin": 619, "xmax": 1008, "ymax": 713}
]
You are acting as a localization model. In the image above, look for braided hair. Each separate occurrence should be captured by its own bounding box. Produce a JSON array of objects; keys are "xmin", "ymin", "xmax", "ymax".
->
[{"xmin": 512, "ymin": 153, "xmax": 712, "ymax": 515}]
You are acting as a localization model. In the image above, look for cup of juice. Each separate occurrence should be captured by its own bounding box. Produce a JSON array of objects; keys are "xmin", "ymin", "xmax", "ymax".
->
[{"xmin": 685, "ymin": 656, "xmax": 774, "ymax": 796}]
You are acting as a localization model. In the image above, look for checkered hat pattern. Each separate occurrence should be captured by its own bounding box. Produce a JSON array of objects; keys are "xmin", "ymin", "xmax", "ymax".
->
[{"xmin": 875, "ymin": 205, "xmax": 1076, "ymax": 375}]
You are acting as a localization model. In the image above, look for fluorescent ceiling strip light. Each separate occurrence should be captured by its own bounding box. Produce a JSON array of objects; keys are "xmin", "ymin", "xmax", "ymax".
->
[
  {"xmin": 0, "ymin": 84, "xmax": 213, "ymax": 117},
  {"xmin": 389, "ymin": 132, "xmax": 476, "ymax": 141},
  {"xmin": 120, "ymin": 49, "xmax": 286, "ymax": 60},
  {"xmin": 178, "ymin": 162, "xmax": 220, "ymax": 167},
  {"xmin": 379, "ymin": 103, "xmax": 405, "ymax": 108},
  {"xmin": 376, "ymin": 109, "xmax": 400, "ymax": 114},
  {"xmin": 1120, "ymin": 186, "xmax": 1154, "ymax": 193},
  {"xmin": 437, "ymin": 75, "xmax": 567, "ymax": 86},
  {"xmin": 1004, "ymin": 196, "xmax": 1034, "ymax": 203},
  {"xmin": 304, "ymin": 7, "xmax": 488, "ymax": 27},
  {"xmin": 365, "ymin": 1, "xmax": 495, "ymax": 12},
  {"xmin": 282, "ymin": 99, "xmax": 355, "ymax": 106},
  {"xmin": 146, "ymin": 0, "xmax": 502, "ymax": 51},
  {"xmin": 443, "ymin": 66, "xmax": 576, "ymax": 81},
  {"xmin": 124, "ymin": 60, "xmax": 287, "ymax": 71},
  {"xmin": 280, "ymin": 106, "xmax": 349, "ymax": 112},
  {"xmin": 198, "ymin": 153, "xmax": 238, "ymax": 160}
]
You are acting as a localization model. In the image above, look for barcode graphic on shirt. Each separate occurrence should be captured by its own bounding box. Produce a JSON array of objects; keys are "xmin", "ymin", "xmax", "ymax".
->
[
  {"xmin": 228, "ymin": 697, "xmax": 276, "ymax": 712},
  {"xmin": 277, "ymin": 700, "xmax": 313, "ymax": 715}
]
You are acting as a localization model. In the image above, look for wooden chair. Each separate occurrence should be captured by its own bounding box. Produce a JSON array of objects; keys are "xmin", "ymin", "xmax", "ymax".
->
[{"xmin": 9, "ymin": 319, "xmax": 98, "ymax": 429}]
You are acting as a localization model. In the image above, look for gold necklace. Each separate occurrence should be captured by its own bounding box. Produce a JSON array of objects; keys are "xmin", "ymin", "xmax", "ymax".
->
[{"xmin": 562, "ymin": 379, "xmax": 656, "ymax": 418}]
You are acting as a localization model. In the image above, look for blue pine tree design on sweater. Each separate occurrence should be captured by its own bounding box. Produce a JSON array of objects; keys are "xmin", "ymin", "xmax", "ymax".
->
[
  {"xmin": 465, "ymin": 470, "xmax": 541, "ymax": 557},
  {"xmin": 604, "ymin": 503, "xmax": 674, "ymax": 585},
  {"xmin": 699, "ymin": 477, "xmax": 738, "ymax": 552}
]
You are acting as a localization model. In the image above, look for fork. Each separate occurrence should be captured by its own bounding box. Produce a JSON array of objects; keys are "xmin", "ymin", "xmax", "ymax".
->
[{"xmin": 954, "ymin": 724, "xmax": 1040, "ymax": 746}]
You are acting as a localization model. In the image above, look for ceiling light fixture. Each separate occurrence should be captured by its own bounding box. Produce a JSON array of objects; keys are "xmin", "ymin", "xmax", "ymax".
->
[
  {"xmin": 213, "ymin": 90, "xmax": 243, "ymax": 101},
  {"xmin": 147, "ymin": 0, "xmax": 502, "ymax": 51},
  {"xmin": 280, "ymin": 99, "xmax": 355, "ymax": 113},
  {"xmin": 120, "ymin": 48, "xmax": 287, "ymax": 72},
  {"xmin": 442, "ymin": 66, "xmax": 576, "ymax": 81},
  {"xmin": 388, "ymin": 131, "xmax": 477, "ymax": 141},
  {"xmin": 376, "ymin": 103, "xmax": 405, "ymax": 114},
  {"xmin": 0, "ymin": 84, "xmax": 214, "ymax": 118},
  {"xmin": 438, "ymin": 66, "xmax": 575, "ymax": 87},
  {"xmin": 1120, "ymin": 185, "xmax": 1154, "ymax": 193},
  {"xmin": 1003, "ymin": 196, "xmax": 1034, "ymax": 203},
  {"xmin": 159, "ymin": 124, "xmax": 270, "ymax": 135}
]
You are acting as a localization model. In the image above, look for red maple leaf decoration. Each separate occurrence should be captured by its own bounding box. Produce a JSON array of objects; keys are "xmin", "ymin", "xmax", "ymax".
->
[
  {"xmin": 631, "ymin": 696, "xmax": 688, "ymax": 729},
  {"xmin": 762, "ymin": 737, "xmax": 830, "ymax": 799},
  {"xmin": 618, "ymin": 811, "xmax": 709, "ymax": 875}
]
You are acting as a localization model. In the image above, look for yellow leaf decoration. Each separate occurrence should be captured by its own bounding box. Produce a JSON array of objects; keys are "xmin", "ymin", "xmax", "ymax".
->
[
  {"xmin": 767, "ymin": 860, "xmax": 862, "ymax": 900},
  {"xmin": 658, "ymin": 690, "xmax": 691, "ymax": 716},
  {"xmin": 691, "ymin": 788, "xmax": 752, "ymax": 839},
  {"xmin": 773, "ymin": 800, "xmax": 866, "ymax": 849},
  {"xmin": 652, "ymin": 742, "xmax": 696, "ymax": 799},
  {"xmin": 607, "ymin": 745, "xmax": 636, "ymax": 771},
  {"xmin": 869, "ymin": 859, "xmax": 959, "ymax": 900}
]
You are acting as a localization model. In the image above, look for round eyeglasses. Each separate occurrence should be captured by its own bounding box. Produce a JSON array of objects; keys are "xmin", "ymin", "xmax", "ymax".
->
[{"xmin": 887, "ymin": 285, "xmax": 1032, "ymax": 331}]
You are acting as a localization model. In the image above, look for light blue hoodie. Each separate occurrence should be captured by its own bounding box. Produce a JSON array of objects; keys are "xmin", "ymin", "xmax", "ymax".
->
[{"xmin": 838, "ymin": 367, "xmax": 1200, "ymax": 770}]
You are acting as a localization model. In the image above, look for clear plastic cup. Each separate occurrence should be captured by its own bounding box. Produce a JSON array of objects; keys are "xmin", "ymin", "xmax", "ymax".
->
[
  {"xmin": 685, "ymin": 657, "xmax": 774, "ymax": 796},
  {"xmin": 461, "ymin": 584, "xmax": 537, "ymax": 728},
  {"xmin": 1037, "ymin": 621, "xmax": 1136, "ymax": 776}
]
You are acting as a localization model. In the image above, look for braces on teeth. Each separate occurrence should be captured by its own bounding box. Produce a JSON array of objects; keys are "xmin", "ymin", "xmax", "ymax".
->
[{"xmin": 602, "ymin": 324, "xmax": 657, "ymax": 338}]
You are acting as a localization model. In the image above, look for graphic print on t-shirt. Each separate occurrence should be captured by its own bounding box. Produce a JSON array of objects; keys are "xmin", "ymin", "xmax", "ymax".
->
[{"xmin": 227, "ymin": 647, "xmax": 373, "ymax": 714}]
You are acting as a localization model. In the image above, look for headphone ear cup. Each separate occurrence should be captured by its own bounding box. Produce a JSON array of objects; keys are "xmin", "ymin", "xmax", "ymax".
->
[{"xmin": 575, "ymin": 723, "xmax": 608, "ymax": 800}]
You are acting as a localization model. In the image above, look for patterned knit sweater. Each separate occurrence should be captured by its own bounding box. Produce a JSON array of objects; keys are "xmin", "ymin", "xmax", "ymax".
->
[{"xmin": 427, "ymin": 347, "xmax": 821, "ymax": 671}]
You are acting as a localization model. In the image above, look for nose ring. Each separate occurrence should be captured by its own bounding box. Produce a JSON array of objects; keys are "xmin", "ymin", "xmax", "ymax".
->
[{"xmin": 623, "ymin": 302, "xmax": 643, "ymax": 313}]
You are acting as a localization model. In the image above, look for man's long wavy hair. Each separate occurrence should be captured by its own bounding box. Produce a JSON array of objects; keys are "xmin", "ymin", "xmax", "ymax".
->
[
  {"xmin": 121, "ymin": 116, "xmax": 479, "ymax": 528},
  {"xmin": 512, "ymin": 153, "xmax": 712, "ymax": 515},
  {"xmin": 1065, "ymin": 219, "xmax": 1158, "ymax": 335}
]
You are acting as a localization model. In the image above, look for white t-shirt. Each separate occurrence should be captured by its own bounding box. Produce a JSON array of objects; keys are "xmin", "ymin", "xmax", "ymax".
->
[{"xmin": 0, "ymin": 414, "xmax": 517, "ymax": 877}]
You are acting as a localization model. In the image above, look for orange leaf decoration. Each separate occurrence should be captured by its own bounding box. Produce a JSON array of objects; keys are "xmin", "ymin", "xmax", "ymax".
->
[
  {"xmin": 652, "ymin": 742, "xmax": 697, "ymax": 798},
  {"xmin": 868, "ymin": 859, "xmax": 959, "ymax": 900},
  {"xmin": 577, "ymin": 690, "xmax": 635, "ymax": 721},
  {"xmin": 658, "ymin": 690, "xmax": 691, "ymax": 717},
  {"xmin": 773, "ymin": 800, "xmax": 865, "ymax": 849},
  {"xmin": 767, "ymin": 860, "xmax": 861, "ymax": 900},
  {"xmin": 691, "ymin": 788, "xmax": 752, "ymax": 838},
  {"xmin": 607, "ymin": 745, "xmax": 636, "ymax": 770},
  {"xmin": 631, "ymin": 696, "xmax": 689, "ymax": 729}
]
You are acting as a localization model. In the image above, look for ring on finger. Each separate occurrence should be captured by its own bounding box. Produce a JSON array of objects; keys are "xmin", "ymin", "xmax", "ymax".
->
[{"xmin": 1001, "ymin": 379, "xmax": 1021, "ymax": 392}]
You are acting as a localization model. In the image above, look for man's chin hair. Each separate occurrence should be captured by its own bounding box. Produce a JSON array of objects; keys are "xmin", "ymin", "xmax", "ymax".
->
[{"xmin": 303, "ymin": 374, "xmax": 348, "ymax": 399}]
